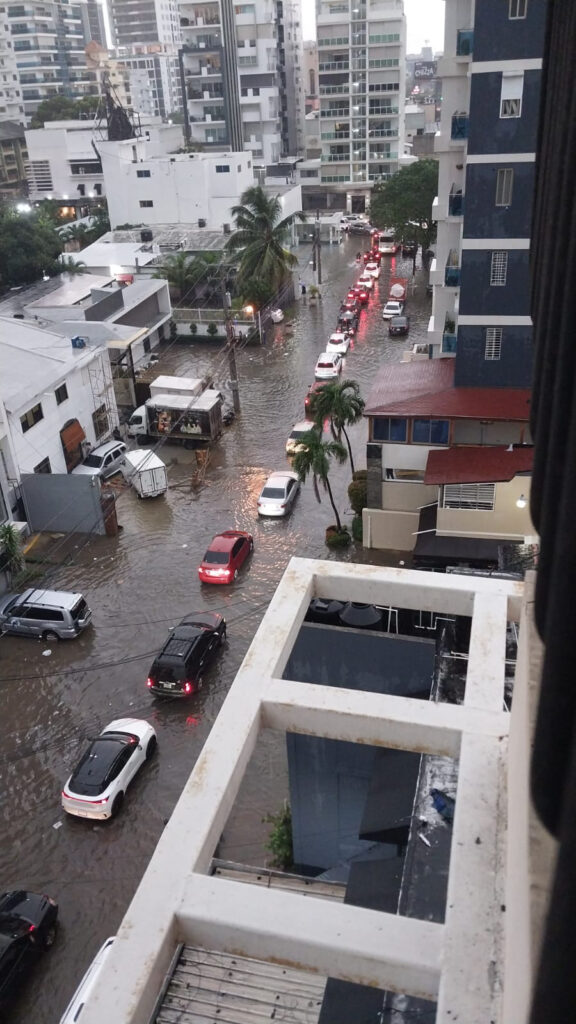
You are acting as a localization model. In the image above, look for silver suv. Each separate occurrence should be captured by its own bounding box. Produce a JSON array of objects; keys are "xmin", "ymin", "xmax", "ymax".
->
[
  {"xmin": 72, "ymin": 440, "xmax": 127, "ymax": 479},
  {"xmin": 0, "ymin": 589, "xmax": 92, "ymax": 641}
]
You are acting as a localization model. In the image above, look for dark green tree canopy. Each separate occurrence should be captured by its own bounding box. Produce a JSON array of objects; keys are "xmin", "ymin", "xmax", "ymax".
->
[
  {"xmin": 308, "ymin": 378, "xmax": 365, "ymax": 476},
  {"xmin": 369, "ymin": 158, "xmax": 439, "ymax": 251},
  {"xmin": 0, "ymin": 208, "xmax": 63, "ymax": 286},
  {"xmin": 30, "ymin": 95, "xmax": 100, "ymax": 128}
]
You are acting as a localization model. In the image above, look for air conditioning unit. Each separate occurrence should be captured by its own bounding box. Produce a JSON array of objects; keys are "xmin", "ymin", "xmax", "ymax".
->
[
  {"xmin": 223, "ymin": 223, "xmax": 231, "ymax": 234},
  {"xmin": 71, "ymin": 336, "xmax": 86, "ymax": 349},
  {"xmin": 198, "ymin": 218, "xmax": 207, "ymax": 227},
  {"xmin": 141, "ymin": 229, "xmax": 153, "ymax": 242}
]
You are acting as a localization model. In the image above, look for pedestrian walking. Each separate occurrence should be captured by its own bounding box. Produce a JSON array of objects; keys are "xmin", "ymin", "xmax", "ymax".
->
[{"xmin": 300, "ymin": 282, "xmax": 307, "ymax": 297}]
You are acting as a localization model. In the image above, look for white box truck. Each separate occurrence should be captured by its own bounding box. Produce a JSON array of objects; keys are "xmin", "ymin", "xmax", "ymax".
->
[
  {"xmin": 127, "ymin": 376, "xmax": 223, "ymax": 447},
  {"xmin": 121, "ymin": 449, "xmax": 168, "ymax": 498}
]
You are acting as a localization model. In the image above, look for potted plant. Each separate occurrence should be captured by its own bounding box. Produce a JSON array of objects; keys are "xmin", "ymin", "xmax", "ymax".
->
[
  {"xmin": 206, "ymin": 321, "xmax": 219, "ymax": 339},
  {"xmin": 189, "ymin": 322, "xmax": 197, "ymax": 338},
  {"xmin": 308, "ymin": 284, "xmax": 320, "ymax": 303}
]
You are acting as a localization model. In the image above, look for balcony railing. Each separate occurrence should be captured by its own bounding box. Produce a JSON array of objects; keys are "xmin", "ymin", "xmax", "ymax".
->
[
  {"xmin": 456, "ymin": 29, "xmax": 474, "ymax": 57},
  {"xmin": 322, "ymin": 153, "xmax": 349, "ymax": 162},
  {"xmin": 320, "ymin": 108, "xmax": 349, "ymax": 118},
  {"xmin": 368, "ymin": 58, "xmax": 400, "ymax": 68},
  {"xmin": 319, "ymin": 85, "xmax": 350, "ymax": 95},
  {"xmin": 451, "ymin": 113, "xmax": 469, "ymax": 140},
  {"xmin": 317, "ymin": 37, "xmax": 349, "ymax": 47},
  {"xmin": 448, "ymin": 190, "xmax": 464, "ymax": 216},
  {"xmin": 320, "ymin": 132, "xmax": 350, "ymax": 140},
  {"xmin": 442, "ymin": 331, "xmax": 457, "ymax": 353},
  {"xmin": 319, "ymin": 61, "xmax": 349, "ymax": 71}
]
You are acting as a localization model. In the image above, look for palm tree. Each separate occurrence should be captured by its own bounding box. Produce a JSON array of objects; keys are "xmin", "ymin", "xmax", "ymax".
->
[
  {"xmin": 60, "ymin": 255, "xmax": 87, "ymax": 275},
  {"xmin": 61, "ymin": 222, "xmax": 92, "ymax": 252},
  {"xmin": 291, "ymin": 430, "xmax": 347, "ymax": 532},
  {"xmin": 153, "ymin": 252, "xmax": 217, "ymax": 303},
  {"xmin": 225, "ymin": 185, "xmax": 306, "ymax": 299},
  {"xmin": 309, "ymin": 379, "xmax": 365, "ymax": 475}
]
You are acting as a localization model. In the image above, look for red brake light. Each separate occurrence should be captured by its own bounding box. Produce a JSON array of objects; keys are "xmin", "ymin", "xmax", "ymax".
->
[
  {"xmin": 146, "ymin": 678, "xmax": 153, "ymax": 688},
  {"xmin": 184, "ymin": 682, "xmax": 192, "ymax": 694},
  {"xmin": 29, "ymin": 924, "xmax": 36, "ymax": 934}
]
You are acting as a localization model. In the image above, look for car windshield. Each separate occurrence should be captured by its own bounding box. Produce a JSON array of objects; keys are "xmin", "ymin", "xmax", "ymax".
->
[
  {"xmin": 83, "ymin": 454, "xmax": 104, "ymax": 468},
  {"xmin": 71, "ymin": 597, "xmax": 88, "ymax": 621},
  {"xmin": 262, "ymin": 487, "xmax": 285, "ymax": 499},
  {"xmin": 203, "ymin": 551, "xmax": 229, "ymax": 564}
]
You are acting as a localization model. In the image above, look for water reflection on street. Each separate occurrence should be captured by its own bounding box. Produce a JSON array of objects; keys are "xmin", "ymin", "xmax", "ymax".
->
[{"xmin": 0, "ymin": 239, "xmax": 431, "ymax": 1023}]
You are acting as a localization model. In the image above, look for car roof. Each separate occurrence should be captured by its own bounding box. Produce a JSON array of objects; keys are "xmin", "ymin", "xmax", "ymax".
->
[
  {"xmin": 90, "ymin": 440, "xmax": 126, "ymax": 457},
  {"xmin": 18, "ymin": 588, "xmax": 84, "ymax": 610},
  {"xmin": 206, "ymin": 531, "xmax": 248, "ymax": 553},
  {"xmin": 391, "ymin": 315, "xmax": 408, "ymax": 323},
  {"xmin": 291, "ymin": 419, "xmax": 315, "ymax": 431},
  {"xmin": 317, "ymin": 352, "xmax": 338, "ymax": 361},
  {"xmin": 265, "ymin": 471, "xmax": 298, "ymax": 485},
  {"xmin": 178, "ymin": 611, "xmax": 224, "ymax": 630}
]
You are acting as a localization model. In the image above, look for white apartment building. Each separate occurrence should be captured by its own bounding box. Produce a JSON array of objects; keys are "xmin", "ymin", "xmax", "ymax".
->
[
  {"xmin": 25, "ymin": 117, "xmax": 179, "ymax": 203},
  {"xmin": 0, "ymin": 17, "xmax": 24, "ymax": 122},
  {"xmin": 5, "ymin": 0, "xmax": 99, "ymax": 120},
  {"xmin": 180, "ymin": 0, "xmax": 303, "ymax": 163},
  {"xmin": 315, "ymin": 0, "xmax": 406, "ymax": 213},
  {"xmin": 98, "ymin": 132, "xmax": 254, "ymax": 227},
  {"xmin": 108, "ymin": 0, "xmax": 182, "ymax": 48},
  {"xmin": 114, "ymin": 44, "xmax": 183, "ymax": 118},
  {"xmin": 0, "ymin": 317, "xmax": 117, "ymax": 502}
]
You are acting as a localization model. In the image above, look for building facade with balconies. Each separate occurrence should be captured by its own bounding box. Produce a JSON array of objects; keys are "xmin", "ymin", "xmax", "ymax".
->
[
  {"xmin": 0, "ymin": 17, "xmax": 25, "ymax": 122},
  {"xmin": 428, "ymin": 0, "xmax": 546, "ymax": 379},
  {"xmin": 179, "ymin": 0, "xmax": 302, "ymax": 164},
  {"xmin": 313, "ymin": 0, "xmax": 405, "ymax": 213},
  {"xmin": 6, "ymin": 0, "xmax": 99, "ymax": 120}
]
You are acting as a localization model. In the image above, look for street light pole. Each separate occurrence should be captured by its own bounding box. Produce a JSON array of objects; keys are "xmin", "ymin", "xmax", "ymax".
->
[{"xmin": 313, "ymin": 210, "xmax": 322, "ymax": 287}]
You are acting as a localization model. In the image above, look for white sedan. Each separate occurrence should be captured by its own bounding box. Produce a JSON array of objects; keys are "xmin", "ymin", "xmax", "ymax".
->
[
  {"xmin": 315, "ymin": 352, "xmax": 344, "ymax": 379},
  {"xmin": 365, "ymin": 261, "xmax": 381, "ymax": 279},
  {"xmin": 257, "ymin": 471, "xmax": 301, "ymax": 517},
  {"xmin": 382, "ymin": 300, "xmax": 405, "ymax": 319},
  {"xmin": 61, "ymin": 718, "xmax": 157, "ymax": 820},
  {"xmin": 357, "ymin": 274, "xmax": 374, "ymax": 292},
  {"xmin": 326, "ymin": 332, "xmax": 351, "ymax": 354}
]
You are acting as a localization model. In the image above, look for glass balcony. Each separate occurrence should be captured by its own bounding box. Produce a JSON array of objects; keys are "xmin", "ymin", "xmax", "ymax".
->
[
  {"xmin": 451, "ymin": 114, "xmax": 469, "ymax": 140},
  {"xmin": 319, "ymin": 61, "xmax": 349, "ymax": 72},
  {"xmin": 448, "ymin": 191, "xmax": 464, "ymax": 216},
  {"xmin": 319, "ymin": 85, "xmax": 350, "ymax": 95},
  {"xmin": 445, "ymin": 265, "xmax": 461, "ymax": 287},
  {"xmin": 442, "ymin": 332, "xmax": 457, "ymax": 353},
  {"xmin": 456, "ymin": 29, "xmax": 474, "ymax": 57}
]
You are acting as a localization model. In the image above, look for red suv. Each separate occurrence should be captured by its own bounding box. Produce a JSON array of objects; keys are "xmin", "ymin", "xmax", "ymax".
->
[{"xmin": 198, "ymin": 530, "xmax": 253, "ymax": 584}]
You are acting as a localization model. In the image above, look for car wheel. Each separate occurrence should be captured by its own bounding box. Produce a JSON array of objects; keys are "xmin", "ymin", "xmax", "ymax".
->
[
  {"xmin": 42, "ymin": 630, "xmax": 59, "ymax": 642},
  {"xmin": 42, "ymin": 923, "xmax": 57, "ymax": 950},
  {"xmin": 249, "ymin": 539, "xmax": 254, "ymax": 552},
  {"xmin": 233, "ymin": 569, "xmax": 239, "ymax": 580},
  {"xmin": 220, "ymin": 627, "xmax": 227, "ymax": 645},
  {"xmin": 111, "ymin": 793, "xmax": 124, "ymax": 818},
  {"xmin": 146, "ymin": 736, "xmax": 157, "ymax": 761}
]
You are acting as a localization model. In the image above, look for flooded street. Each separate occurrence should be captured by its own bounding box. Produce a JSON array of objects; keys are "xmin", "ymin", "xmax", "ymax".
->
[{"xmin": 1, "ymin": 239, "xmax": 432, "ymax": 1023}]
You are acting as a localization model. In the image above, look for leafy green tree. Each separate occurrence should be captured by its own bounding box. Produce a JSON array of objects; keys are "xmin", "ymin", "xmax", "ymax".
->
[
  {"xmin": 88, "ymin": 204, "xmax": 110, "ymax": 240},
  {"xmin": 61, "ymin": 222, "xmax": 92, "ymax": 250},
  {"xmin": 0, "ymin": 208, "xmax": 62, "ymax": 285},
  {"xmin": 36, "ymin": 198, "xmax": 76, "ymax": 227},
  {"xmin": 369, "ymin": 158, "xmax": 439, "ymax": 252},
  {"xmin": 60, "ymin": 255, "xmax": 87, "ymax": 275},
  {"xmin": 225, "ymin": 185, "xmax": 306, "ymax": 299},
  {"xmin": 309, "ymin": 379, "xmax": 365, "ymax": 476},
  {"xmin": 291, "ymin": 430, "xmax": 347, "ymax": 532},
  {"xmin": 30, "ymin": 94, "xmax": 99, "ymax": 128}
]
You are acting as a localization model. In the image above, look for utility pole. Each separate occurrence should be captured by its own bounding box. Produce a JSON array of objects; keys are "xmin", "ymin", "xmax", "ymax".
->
[
  {"xmin": 313, "ymin": 209, "xmax": 322, "ymax": 287},
  {"xmin": 221, "ymin": 271, "xmax": 240, "ymax": 413}
]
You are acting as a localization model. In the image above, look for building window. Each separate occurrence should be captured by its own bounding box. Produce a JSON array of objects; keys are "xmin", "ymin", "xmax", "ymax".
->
[
  {"xmin": 139, "ymin": 199, "xmax": 153, "ymax": 207},
  {"xmin": 490, "ymin": 251, "xmax": 508, "ymax": 286},
  {"xmin": 55, "ymin": 383, "xmax": 68, "ymax": 405},
  {"xmin": 509, "ymin": 0, "xmax": 527, "ymax": 17},
  {"xmin": 442, "ymin": 482, "xmax": 496, "ymax": 510},
  {"xmin": 372, "ymin": 417, "xmax": 407, "ymax": 442},
  {"xmin": 92, "ymin": 404, "xmax": 109, "ymax": 439},
  {"xmin": 20, "ymin": 403, "xmax": 43, "ymax": 433},
  {"xmin": 495, "ymin": 168, "xmax": 514, "ymax": 206},
  {"xmin": 33, "ymin": 457, "xmax": 51, "ymax": 474},
  {"xmin": 485, "ymin": 327, "xmax": 503, "ymax": 360},
  {"xmin": 136, "ymin": 169, "xmax": 151, "ymax": 178},
  {"xmin": 215, "ymin": 164, "xmax": 230, "ymax": 173},
  {"xmin": 500, "ymin": 72, "xmax": 523, "ymax": 118},
  {"xmin": 412, "ymin": 419, "xmax": 450, "ymax": 445}
]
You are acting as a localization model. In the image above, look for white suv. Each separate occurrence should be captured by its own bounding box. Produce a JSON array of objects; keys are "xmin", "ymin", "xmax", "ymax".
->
[{"xmin": 72, "ymin": 439, "xmax": 127, "ymax": 479}]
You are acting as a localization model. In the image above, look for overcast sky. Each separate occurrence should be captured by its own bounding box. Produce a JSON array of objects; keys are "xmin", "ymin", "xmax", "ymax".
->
[{"xmin": 301, "ymin": 1, "xmax": 446, "ymax": 53}]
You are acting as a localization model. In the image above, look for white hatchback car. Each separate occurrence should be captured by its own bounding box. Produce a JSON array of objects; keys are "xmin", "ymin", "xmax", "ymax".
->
[
  {"xmin": 326, "ymin": 332, "xmax": 351, "ymax": 354},
  {"xmin": 365, "ymin": 261, "xmax": 381, "ymax": 279},
  {"xmin": 62, "ymin": 718, "xmax": 157, "ymax": 820},
  {"xmin": 59, "ymin": 937, "xmax": 115, "ymax": 1024},
  {"xmin": 382, "ymin": 300, "xmax": 405, "ymax": 319},
  {"xmin": 286, "ymin": 420, "xmax": 318, "ymax": 455},
  {"xmin": 315, "ymin": 352, "xmax": 344, "ymax": 379},
  {"xmin": 257, "ymin": 471, "xmax": 301, "ymax": 516}
]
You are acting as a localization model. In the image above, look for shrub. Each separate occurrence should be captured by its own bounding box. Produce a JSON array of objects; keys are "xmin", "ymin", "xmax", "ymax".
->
[
  {"xmin": 206, "ymin": 321, "xmax": 219, "ymax": 338},
  {"xmin": 263, "ymin": 802, "xmax": 293, "ymax": 870},
  {"xmin": 352, "ymin": 515, "xmax": 363, "ymax": 542},
  {"xmin": 189, "ymin": 322, "xmax": 197, "ymax": 336},
  {"xmin": 325, "ymin": 526, "xmax": 351, "ymax": 549},
  {"xmin": 348, "ymin": 476, "xmax": 367, "ymax": 515},
  {"xmin": 352, "ymin": 469, "xmax": 367, "ymax": 481}
]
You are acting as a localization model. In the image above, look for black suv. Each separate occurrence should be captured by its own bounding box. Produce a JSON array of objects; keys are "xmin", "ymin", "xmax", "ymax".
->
[
  {"xmin": 146, "ymin": 612, "xmax": 226, "ymax": 698},
  {"xmin": 0, "ymin": 890, "xmax": 58, "ymax": 1006}
]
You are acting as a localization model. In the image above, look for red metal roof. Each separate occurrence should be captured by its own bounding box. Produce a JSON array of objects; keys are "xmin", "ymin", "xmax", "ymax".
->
[
  {"xmin": 424, "ymin": 445, "xmax": 534, "ymax": 485},
  {"xmin": 364, "ymin": 359, "xmax": 531, "ymax": 421}
]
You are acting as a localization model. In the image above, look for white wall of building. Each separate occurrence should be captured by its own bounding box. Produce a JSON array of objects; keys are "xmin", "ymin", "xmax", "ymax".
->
[
  {"xmin": 26, "ymin": 121, "xmax": 105, "ymax": 202},
  {"xmin": 0, "ymin": 20, "xmax": 25, "ymax": 122},
  {"xmin": 99, "ymin": 137, "xmax": 255, "ymax": 227}
]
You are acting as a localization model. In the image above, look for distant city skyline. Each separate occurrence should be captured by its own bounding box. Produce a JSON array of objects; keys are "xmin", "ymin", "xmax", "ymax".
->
[{"xmin": 301, "ymin": 0, "xmax": 445, "ymax": 53}]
